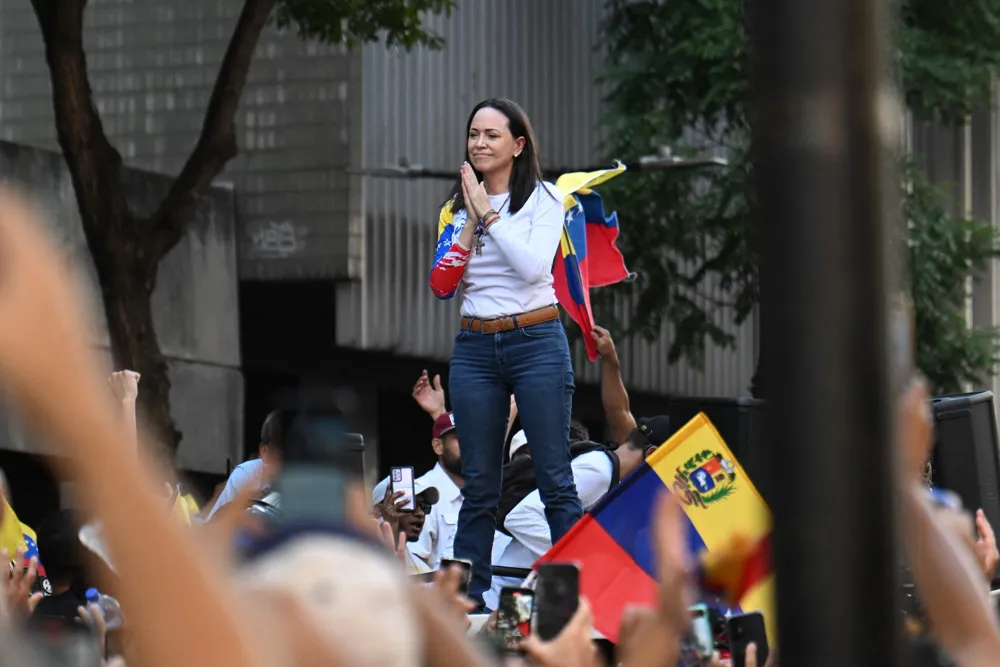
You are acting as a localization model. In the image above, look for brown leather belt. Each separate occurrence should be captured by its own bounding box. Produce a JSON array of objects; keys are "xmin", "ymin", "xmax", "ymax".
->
[{"xmin": 461, "ymin": 305, "xmax": 559, "ymax": 334}]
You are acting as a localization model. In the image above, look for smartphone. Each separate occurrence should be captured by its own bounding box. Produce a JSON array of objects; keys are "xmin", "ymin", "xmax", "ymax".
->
[
  {"xmin": 534, "ymin": 563, "xmax": 579, "ymax": 641},
  {"xmin": 273, "ymin": 408, "xmax": 353, "ymax": 525},
  {"xmin": 391, "ymin": 466, "xmax": 416, "ymax": 511},
  {"xmin": 497, "ymin": 587, "xmax": 535, "ymax": 652},
  {"xmin": 688, "ymin": 603, "xmax": 714, "ymax": 656},
  {"xmin": 439, "ymin": 558, "xmax": 472, "ymax": 595},
  {"xmin": 729, "ymin": 612, "xmax": 769, "ymax": 667}
]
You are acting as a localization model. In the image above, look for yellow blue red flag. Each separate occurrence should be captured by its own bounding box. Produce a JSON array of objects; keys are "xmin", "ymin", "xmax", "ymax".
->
[
  {"xmin": 553, "ymin": 162, "xmax": 631, "ymax": 360},
  {"xmin": 536, "ymin": 414, "xmax": 775, "ymax": 643}
]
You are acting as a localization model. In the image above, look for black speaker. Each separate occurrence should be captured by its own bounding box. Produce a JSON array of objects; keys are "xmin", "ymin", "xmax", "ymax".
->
[
  {"xmin": 666, "ymin": 397, "xmax": 770, "ymax": 504},
  {"xmin": 931, "ymin": 391, "xmax": 1000, "ymax": 579}
]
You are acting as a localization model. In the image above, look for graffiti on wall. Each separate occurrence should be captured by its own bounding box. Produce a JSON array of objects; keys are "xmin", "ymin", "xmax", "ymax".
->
[{"xmin": 246, "ymin": 220, "xmax": 307, "ymax": 258}]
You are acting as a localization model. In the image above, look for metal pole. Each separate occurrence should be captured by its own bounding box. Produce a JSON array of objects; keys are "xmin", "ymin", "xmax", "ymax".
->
[{"xmin": 750, "ymin": 0, "xmax": 902, "ymax": 665}]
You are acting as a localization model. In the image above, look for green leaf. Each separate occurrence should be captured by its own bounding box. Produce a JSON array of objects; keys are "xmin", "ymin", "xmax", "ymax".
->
[
  {"xmin": 599, "ymin": 0, "xmax": 1000, "ymax": 388},
  {"xmin": 274, "ymin": 0, "xmax": 455, "ymax": 49}
]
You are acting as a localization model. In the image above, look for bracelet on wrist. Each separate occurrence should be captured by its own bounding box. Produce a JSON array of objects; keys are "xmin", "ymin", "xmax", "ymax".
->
[{"xmin": 482, "ymin": 212, "xmax": 501, "ymax": 229}]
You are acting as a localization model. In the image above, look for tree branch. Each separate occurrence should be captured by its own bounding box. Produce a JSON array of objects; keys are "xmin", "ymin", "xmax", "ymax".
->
[
  {"xmin": 150, "ymin": 0, "xmax": 276, "ymax": 260},
  {"xmin": 31, "ymin": 0, "xmax": 132, "ymax": 243}
]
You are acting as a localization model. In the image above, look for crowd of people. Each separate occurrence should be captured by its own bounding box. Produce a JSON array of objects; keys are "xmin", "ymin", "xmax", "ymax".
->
[{"xmin": 2, "ymin": 94, "xmax": 1000, "ymax": 667}]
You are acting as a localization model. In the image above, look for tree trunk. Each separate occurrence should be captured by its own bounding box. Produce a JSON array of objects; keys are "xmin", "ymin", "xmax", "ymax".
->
[
  {"xmin": 31, "ymin": 0, "xmax": 275, "ymax": 454},
  {"xmin": 92, "ymin": 237, "xmax": 180, "ymax": 452}
]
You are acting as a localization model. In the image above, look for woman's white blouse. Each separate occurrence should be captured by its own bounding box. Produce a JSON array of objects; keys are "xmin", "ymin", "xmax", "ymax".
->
[{"xmin": 452, "ymin": 181, "xmax": 564, "ymax": 319}]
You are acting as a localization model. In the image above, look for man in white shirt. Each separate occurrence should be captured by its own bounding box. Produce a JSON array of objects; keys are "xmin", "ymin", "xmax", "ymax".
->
[
  {"xmin": 207, "ymin": 411, "xmax": 283, "ymax": 520},
  {"xmin": 371, "ymin": 412, "xmax": 464, "ymax": 571},
  {"xmin": 484, "ymin": 417, "xmax": 671, "ymax": 610}
]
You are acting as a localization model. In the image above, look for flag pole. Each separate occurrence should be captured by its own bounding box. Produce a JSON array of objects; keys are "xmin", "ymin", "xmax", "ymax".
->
[{"xmin": 749, "ymin": 0, "xmax": 903, "ymax": 664}]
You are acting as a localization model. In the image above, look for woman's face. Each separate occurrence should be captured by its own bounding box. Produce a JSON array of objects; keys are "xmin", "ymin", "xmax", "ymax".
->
[{"xmin": 467, "ymin": 107, "xmax": 525, "ymax": 176}]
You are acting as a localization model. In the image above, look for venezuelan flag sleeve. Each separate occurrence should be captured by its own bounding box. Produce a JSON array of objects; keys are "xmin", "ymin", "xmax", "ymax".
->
[
  {"xmin": 536, "ymin": 414, "xmax": 776, "ymax": 643},
  {"xmin": 429, "ymin": 202, "xmax": 471, "ymax": 300},
  {"xmin": 553, "ymin": 162, "xmax": 631, "ymax": 361}
]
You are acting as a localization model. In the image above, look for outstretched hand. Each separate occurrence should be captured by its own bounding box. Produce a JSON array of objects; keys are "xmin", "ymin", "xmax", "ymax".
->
[
  {"xmin": 432, "ymin": 565, "xmax": 476, "ymax": 630},
  {"xmin": 2, "ymin": 547, "xmax": 43, "ymax": 619},
  {"xmin": 590, "ymin": 326, "xmax": 618, "ymax": 362},
  {"xmin": 412, "ymin": 370, "xmax": 446, "ymax": 419},
  {"xmin": 974, "ymin": 509, "xmax": 1000, "ymax": 580}
]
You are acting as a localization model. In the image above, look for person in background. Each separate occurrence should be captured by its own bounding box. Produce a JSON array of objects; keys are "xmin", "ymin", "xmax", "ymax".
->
[
  {"xmin": 206, "ymin": 410, "xmax": 284, "ymax": 520},
  {"xmin": 26, "ymin": 510, "xmax": 88, "ymax": 629},
  {"xmin": 371, "ymin": 371, "xmax": 465, "ymax": 570},
  {"xmin": 408, "ymin": 413, "xmax": 463, "ymax": 570},
  {"xmin": 486, "ymin": 417, "xmax": 671, "ymax": 610},
  {"xmin": 400, "ymin": 481, "xmax": 441, "ymax": 575},
  {"xmin": 591, "ymin": 326, "xmax": 636, "ymax": 445},
  {"xmin": 376, "ymin": 479, "xmax": 441, "ymax": 575}
]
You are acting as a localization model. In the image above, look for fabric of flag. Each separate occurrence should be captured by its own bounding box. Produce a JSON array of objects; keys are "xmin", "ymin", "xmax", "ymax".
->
[
  {"xmin": 1, "ymin": 497, "xmax": 27, "ymax": 558},
  {"xmin": 20, "ymin": 523, "xmax": 46, "ymax": 577},
  {"xmin": 535, "ymin": 413, "xmax": 775, "ymax": 643},
  {"xmin": 553, "ymin": 162, "xmax": 631, "ymax": 360}
]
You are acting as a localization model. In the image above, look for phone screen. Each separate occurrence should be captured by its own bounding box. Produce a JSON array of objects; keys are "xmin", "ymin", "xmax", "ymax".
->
[
  {"xmin": 497, "ymin": 587, "xmax": 535, "ymax": 651},
  {"xmin": 535, "ymin": 563, "xmax": 579, "ymax": 641},
  {"xmin": 729, "ymin": 612, "xmax": 769, "ymax": 667},
  {"xmin": 687, "ymin": 604, "xmax": 714, "ymax": 656},
  {"xmin": 391, "ymin": 466, "xmax": 416, "ymax": 511},
  {"xmin": 439, "ymin": 558, "xmax": 472, "ymax": 595}
]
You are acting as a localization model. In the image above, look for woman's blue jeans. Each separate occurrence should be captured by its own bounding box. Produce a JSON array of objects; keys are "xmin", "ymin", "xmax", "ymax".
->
[{"xmin": 449, "ymin": 318, "xmax": 583, "ymax": 605}]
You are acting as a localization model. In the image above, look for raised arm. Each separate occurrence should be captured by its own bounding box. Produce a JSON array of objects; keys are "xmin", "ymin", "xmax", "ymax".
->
[
  {"xmin": 430, "ymin": 203, "xmax": 476, "ymax": 300},
  {"xmin": 0, "ymin": 189, "xmax": 265, "ymax": 667},
  {"xmin": 487, "ymin": 183, "xmax": 565, "ymax": 284},
  {"xmin": 108, "ymin": 370, "xmax": 140, "ymax": 454},
  {"xmin": 592, "ymin": 326, "xmax": 636, "ymax": 443}
]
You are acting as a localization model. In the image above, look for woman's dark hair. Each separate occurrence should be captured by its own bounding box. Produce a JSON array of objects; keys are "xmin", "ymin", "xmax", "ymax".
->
[{"xmin": 448, "ymin": 98, "xmax": 545, "ymax": 216}]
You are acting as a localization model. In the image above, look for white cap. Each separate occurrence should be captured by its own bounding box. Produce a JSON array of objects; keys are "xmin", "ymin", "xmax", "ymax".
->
[
  {"xmin": 509, "ymin": 430, "xmax": 528, "ymax": 461},
  {"xmin": 371, "ymin": 476, "xmax": 391, "ymax": 506}
]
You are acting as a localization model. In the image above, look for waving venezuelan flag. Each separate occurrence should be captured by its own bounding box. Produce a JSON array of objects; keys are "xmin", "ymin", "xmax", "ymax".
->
[
  {"xmin": 553, "ymin": 162, "xmax": 631, "ymax": 361},
  {"xmin": 535, "ymin": 414, "xmax": 775, "ymax": 643},
  {"xmin": 1, "ymin": 498, "xmax": 46, "ymax": 576}
]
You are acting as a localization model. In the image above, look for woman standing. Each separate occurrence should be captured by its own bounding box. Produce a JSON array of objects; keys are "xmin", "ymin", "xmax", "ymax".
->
[{"xmin": 429, "ymin": 99, "xmax": 583, "ymax": 607}]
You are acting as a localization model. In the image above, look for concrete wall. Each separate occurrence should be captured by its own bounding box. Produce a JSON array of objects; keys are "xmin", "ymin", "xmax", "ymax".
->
[
  {"xmin": 0, "ymin": 141, "xmax": 242, "ymax": 474},
  {"xmin": 0, "ymin": 0, "xmax": 360, "ymax": 281}
]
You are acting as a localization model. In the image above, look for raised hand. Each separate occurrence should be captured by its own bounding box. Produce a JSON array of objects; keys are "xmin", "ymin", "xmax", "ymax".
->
[
  {"xmin": 974, "ymin": 509, "xmax": 999, "ymax": 579},
  {"xmin": 108, "ymin": 370, "xmax": 140, "ymax": 403},
  {"xmin": 431, "ymin": 564, "xmax": 477, "ymax": 631},
  {"xmin": 652, "ymin": 492, "xmax": 695, "ymax": 632},
  {"xmin": 590, "ymin": 326, "xmax": 618, "ymax": 362},
  {"xmin": 77, "ymin": 602, "xmax": 108, "ymax": 656},
  {"xmin": 412, "ymin": 370, "xmax": 446, "ymax": 419},
  {"xmin": 2, "ymin": 547, "xmax": 43, "ymax": 619}
]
